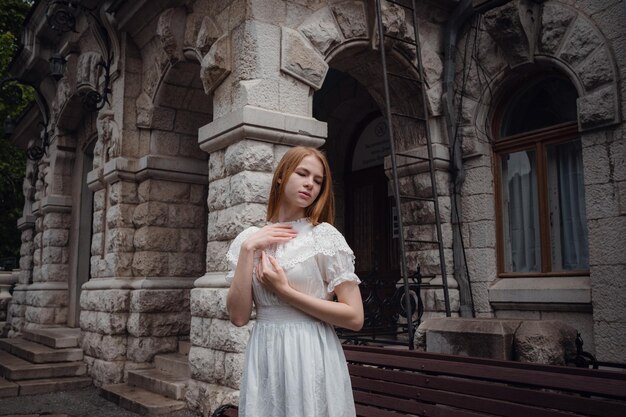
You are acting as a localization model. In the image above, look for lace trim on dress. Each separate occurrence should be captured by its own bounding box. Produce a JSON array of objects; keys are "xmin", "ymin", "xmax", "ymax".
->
[{"xmin": 277, "ymin": 223, "xmax": 355, "ymax": 271}]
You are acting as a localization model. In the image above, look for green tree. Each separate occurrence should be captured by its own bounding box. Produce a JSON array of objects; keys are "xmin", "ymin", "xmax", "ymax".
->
[{"xmin": 1, "ymin": 0, "xmax": 33, "ymax": 270}]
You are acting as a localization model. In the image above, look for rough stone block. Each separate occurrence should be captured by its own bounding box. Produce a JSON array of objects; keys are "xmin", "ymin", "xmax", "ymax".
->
[
  {"xmin": 191, "ymin": 288, "xmax": 229, "ymax": 320},
  {"xmin": 539, "ymin": 3, "xmax": 576, "ymax": 55},
  {"xmin": 134, "ymin": 227, "xmax": 179, "ymax": 251},
  {"xmin": 109, "ymin": 181, "xmax": 139, "ymax": 205},
  {"xmin": 207, "ymin": 203, "xmax": 266, "ymax": 241},
  {"xmin": 169, "ymin": 252, "xmax": 204, "ymax": 276},
  {"xmin": 132, "ymin": 251, "xmax": 169, "ymax": 276},
  {"xmin": 130, "ymin": 289, "xmax": 190, "ymax": 313},
  {"xmin": 127, "ymin": 336, "xmax": 178, "ymax": 362},
  {"xmin": 168, "ymin": 204, "xmax": 205, "ymax": 228},
  {"xmin": 332, "ymin": 1, "xmax": 368, "ymax": 39},
  {"xmin": 513, "ymin": 320, "xmax": 577, "ymax": 365},
  {"xmin": 208, "ymin": 177, "xmax": 231, "ymax": 211},
  {"xmin": 80, "ymin": 311, "xmax": 128, "ymax": 335},
  {"xmin": 190, "ymin": 184, "xmax": 207, "ymax": 204},
  {"xmin": 588, "ymin": 216, "xmax": 626, "ymax": 265},
  {"xmin": 106, "ymin": 228, "xmax": 135, "ymax": 252},
  {"xmin": 578, "ymin": 87, "xmax": 618, "ymax": 129},
  {"xmin": 179, "ymin": 229, "xmax": 204, "ymax": 253},
  {"xmin": 229, "ymin": 171, "xmax": 272, "ymax": 206},
  {"xmin": 80, "ymin": 289, "xmax": 131, "ymax": 313},
  {"xmin": 223, "ymin": 351, "xmax": 244, "ymax": 389},
  {"xmin": 105, "ymin": 252, "xmax": 134, "ymax": 277},
  {"xmin": 189, "ymin": 345, "xmax": 225, "ymax": 384},
  {"xmin": 559, "ymin": 16, "xmax": 602, "ymax": 67},
  {"xmin": 133, "ymin": 201, "xmax": 170, "ymax": 227},
  {"xmin": 25, "ymin": 290, "xmax": 68, "ymax": 307},
  {"xmin": 106, "ymin": 204, "xmax": 136, "ymax": 228},
  {"xmin": 89, "ymin": 357, "xmax": 125, "ymax": 386},
  {"xmin": 208, "ymin": 318, "xmax": 251, "ymax": 353},
  {"xmin": 224, "ymin": 140, "xmax": 274, "ymax": 175},
  {"xmin": 43, "ymin": 213, "xmax": 71, "ymax": 229},
  {"xmin": 209, "ymin": 149, "xmax": 226, "ymax": 181},
  {"xmin": 25, "ymin": 306, "xmax": 56, "ymax": 324},
  {"xmin": 138, "ymin": 180, "xmax": 191, "ymax": 203},
  {"xmin": 42, "ymin": 229, "xmax": 69, "ymax": 247},
  {"xmin": 127, "ymin": 311, "xmax": 190, "ymax": 337},
  {"xmin": 81, "ymin": 331, "xmax": 127, "ymax": 361},
  {"xmin": 206, "ymin": 240, "xmax": 229, "ymax": 272},
  {"xmin": 417, "ymin": 317, "xmax": 521, "ymax": 360}
]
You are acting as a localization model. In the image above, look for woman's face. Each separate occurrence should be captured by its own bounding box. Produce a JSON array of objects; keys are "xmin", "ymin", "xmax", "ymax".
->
[{"xmin": 281, "ymin": 155, "xmax": 324, "ymax": 211}]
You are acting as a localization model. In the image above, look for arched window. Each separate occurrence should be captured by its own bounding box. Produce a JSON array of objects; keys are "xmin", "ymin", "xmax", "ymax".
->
[{"xmin": 494, "ymin": 75, "xmax": 589, "ymax": 275}]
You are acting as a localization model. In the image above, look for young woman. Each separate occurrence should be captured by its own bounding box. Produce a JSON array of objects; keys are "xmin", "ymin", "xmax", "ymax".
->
[{"xmin": 226, "ymin": 146, "xmax": 364, "ymax": 417}]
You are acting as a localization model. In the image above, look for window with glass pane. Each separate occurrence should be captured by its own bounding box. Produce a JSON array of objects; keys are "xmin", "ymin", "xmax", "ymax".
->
[{"xmin": 495, "ymin": 74, "xmax": 589, "ymax": 275}]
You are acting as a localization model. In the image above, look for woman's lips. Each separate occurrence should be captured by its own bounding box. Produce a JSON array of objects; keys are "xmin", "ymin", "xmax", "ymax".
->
[{"xmin": 299, "ymin": 191, "xmax": 311, "ymax": 198}]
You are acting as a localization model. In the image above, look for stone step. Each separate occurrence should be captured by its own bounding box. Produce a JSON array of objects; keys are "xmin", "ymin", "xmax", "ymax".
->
[
  {"xmin": 0, "ymin": 376, "xmax": 19, "ymax": 398},
  {"xmin": 178, "ymin": 340, "xmax": 190, "ymax": 355},
  {"xmin": 0, "ymin": 350, "xmax": 86, "ymax": 381},
  {"xmin": 101, "ymin": 383, "xmax": 187, "ymax": 415},
  {"xmin": 22, "ymin": 327, "xmax": 80, "ymax": 349},
  {"xmin": 128, "ymin": 368, "xmax": 188, "ymax": 400},
  {"xmin": 154, "ymin": 353, "xmax": 190, "ymax": 378},
  {"xmin": 17, "ymin": 376, "xmax": 92, "ymax": 396},
  {"xmin": 0, "ymin": 338, "xmax": 83, "ymax": 363}
]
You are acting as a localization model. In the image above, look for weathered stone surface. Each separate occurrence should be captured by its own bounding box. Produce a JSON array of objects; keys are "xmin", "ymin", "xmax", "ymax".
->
[
  {"xmin": 105, "ymin": 252, "xmax": 134, "ymax": 277},
  {"xmin": 483, "ymin": 1, "xmax": 530, "ymax": 65},
  {"xmin": 169, "ymin": 252, "xmax": 204, "ymax": 276},
  {"xmin": 513, "ymin": 320, "xmax": 577, "ymax": 365},
  {"xmin": 130, "ymin": 289, "xmax": 189, "ymax": 313},
  {"xmin": 185, "ymin": 379, "xmax": 239, "ymax": 417},
  {"xmin": 82, "ymin": 331, "xmax": 127, "ymax": 361},
  {"xmin": 106, "ymin": 228, "xmax": 135, "ymax": 252},
  {"xmin": 134, "ymin": 227, "xmax": 179, "ymax": 251},
  {"xmin": 280, "ymin": 26, "xmax": 328, "ymax": 90},
  {"xmin": 224, "ymin": 140, "xmax": 274, "ymax": 175},
  {"xmin": 168, "ymin": 204, "xmax": 205, "ymax": 228},
  {"xmin": 80, "ymin": 311, "xmax": 128, "ymax": 335},
  {"xmin": 42, "ymin": 229, "xmax": 69, "ymax": 247},
  {"xmin": 207, "ymin": 203, "xmax": 266, "ymax": 241},
  {"xmin": 89, "ymin": 357, "xmax": 125, "ymax": 386},
  {"xmin": 332, "ymin": 2, "xmax": 367, "ymax": 39},
  {"xmin": 132, "ymin": 251, "xmax": 169, "ymax": 276},
  {"xmin": 539, "ymin": 2, "xmax": 576, "ymax": 54},
  {"xmin": 299, "ymin": 8, "xmax": 343, "ymax": 56},
  {"xmin": 133, "ymin": 201, "xmax": 169, "ymax": 227},
  {"xmin": 138, "ymin": 180, "xmax": 190, "ymax": 204},
  {"xmin": 209, "ymin": 149, "xmax": 226, "ymax": 181},
  {"xmin": 179, "ymin": 229, "xmax": 204, "ymax": 253},
  {"xmin": 127, "ymin": 336, "xmax": 178, "ymax": 362},
  {"xmin": 25, "ymin": 290, "xmax": 68, "ymax": 307},
  {"xmin": 208, "ymin": 177, "xmax": 230, "ymax": 211},
  {"xmin": 206, "ymin": 241, "xmax": 230, "ymax": 272},
  {"xmin": 191, "ymin": 288, "xmax": 229, "ymax": 320},
  {"xmin": 109, "ymin": 181, "xmax": 139, "ymax": 205},
  {"xmin": 560, "ymin": 16, "xmax": 603, "ymax": 67},
  {"xmin": 43, "ymin": 213, "xmax": 71, "ymax": 229},
  {"xmin": 199, "ymin": 317, "xmax": 251, "ymax": 353},
  {"xmin": 107, "ymin": 204, "xmax": 135, "ymax": 228},
  {"xmin": 127, "ymin": 312, "xmax": 190, "ymax": 337},
  {"xmin": 229, "ymin": 171, "xmax": 272, "ymax": 205},
  {"xmin": 417, "ymin": 318, "xmax": 521, "ymax": 359},
  {"xmin": 201, "ymin": 34, "xmax": 231, "ymax": 94},
  {"xmin": 80, "ymin": 289, "xmax": 131, "ymax": 313},
  {"xmin": 578, "ymin": 87, "xmax": 618, "ymax": 129},
  {"xmin": 577, "ymin": 48, "xmax": 614, "ymax": 91}
]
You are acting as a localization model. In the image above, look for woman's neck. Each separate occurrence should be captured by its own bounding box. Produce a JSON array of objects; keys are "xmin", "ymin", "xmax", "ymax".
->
[{"xmin": 277, "ymin": 206, "xmax": 306, "ymax": 223}]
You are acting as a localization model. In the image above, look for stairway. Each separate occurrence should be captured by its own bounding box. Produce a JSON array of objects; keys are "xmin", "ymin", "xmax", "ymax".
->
[
  {"xmin": 100, "ymin": 340, "xmax": 190, "ymax": 415},
  {"xmin": 0, "ymin": 327, "xmax": 91, "ymax": 397}
]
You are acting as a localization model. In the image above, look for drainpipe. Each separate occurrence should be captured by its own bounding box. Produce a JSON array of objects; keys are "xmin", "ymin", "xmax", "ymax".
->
[{"xmin": 442, "ymin": 0, "xmax": 514, "ymax": 317}]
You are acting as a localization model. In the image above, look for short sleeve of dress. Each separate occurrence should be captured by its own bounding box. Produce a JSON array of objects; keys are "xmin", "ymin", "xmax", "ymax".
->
[
  {"xmin": 225, "ymin": 226, "xmax": 259, "ymax": 284},
  {"xmin": 314, "ymin": 223, "xmax": 361, "ymax": 293}
]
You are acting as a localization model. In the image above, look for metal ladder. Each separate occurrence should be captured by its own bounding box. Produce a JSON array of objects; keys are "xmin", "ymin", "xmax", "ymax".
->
[{"xmin": 374, "ymin": 0, "xmax": 451, "ymax": 349}]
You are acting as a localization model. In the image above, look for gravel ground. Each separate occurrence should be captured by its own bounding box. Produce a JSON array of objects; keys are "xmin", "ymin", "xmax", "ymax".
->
[{"xmin": 0, "ymin": 386, "xmax": 200, "ymax": 417}]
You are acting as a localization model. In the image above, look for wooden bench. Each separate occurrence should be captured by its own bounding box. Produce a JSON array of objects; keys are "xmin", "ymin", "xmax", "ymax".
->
[{"xmin": 212, "ymin": 344, "xmax": 626, "ymax": 417}]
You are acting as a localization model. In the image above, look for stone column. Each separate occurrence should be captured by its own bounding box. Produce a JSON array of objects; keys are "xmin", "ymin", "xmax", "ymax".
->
[
  {"xmin": 7, "ymin": 216, "xmax": 36, "ymax": 336},
  {"xmin": 188, "ymin": 106, "xmax": 326, "ymax": 412}
]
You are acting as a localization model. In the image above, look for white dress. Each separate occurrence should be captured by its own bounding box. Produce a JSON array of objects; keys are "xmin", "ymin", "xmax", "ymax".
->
[{"xmin": 226, "ymin": 218, "xmax": 361, "ymax": 417}]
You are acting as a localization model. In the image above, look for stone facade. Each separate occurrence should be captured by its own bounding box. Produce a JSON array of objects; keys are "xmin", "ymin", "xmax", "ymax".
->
[{"xmin": 5, "ymin": 0, "xmax": 625, "ymax": 414}]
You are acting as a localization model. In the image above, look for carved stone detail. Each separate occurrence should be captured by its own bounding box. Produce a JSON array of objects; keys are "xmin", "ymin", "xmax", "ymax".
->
[
  {"xmin": 200, "ymin": 34, "xmax": 231, "ymax": 94},
  {"xmin": 331, "ymin": 1, "xmax": 368, "ymax": 40},
  {"xmin": 280, "ymin": 27, "xmax": 328, "ymax": 90},
  {"xmin": 156, "ymin": 8, "xmax": 187, "ymax": 63},
  {"xmin": 196, "ymin": 16, "xmax": 221, "ymax": 56},
  {"xmin": 76, "ymin": 52, "xmax": 102, "ymax": 92},
  {"xmin": 96, "ymin": 110, "xmax": 121, "ymax": 168},
  {"xmin": 483, "ymin": 0, "xmax": 533, "ymax": 66},
  {"xmin": 299, "ymin": 7, "xmax": 344, "ymax": 57}
]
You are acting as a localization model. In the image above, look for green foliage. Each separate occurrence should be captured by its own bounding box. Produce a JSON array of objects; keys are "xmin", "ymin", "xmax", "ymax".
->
[{"xmin": 0, "ymin": 0, "xmax": 32, "ymax": 268}]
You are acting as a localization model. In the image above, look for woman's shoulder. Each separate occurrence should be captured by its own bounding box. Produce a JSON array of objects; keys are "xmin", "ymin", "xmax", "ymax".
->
[{"xmin": 312, "ymin": 222, "xmax": 353, "ymax": 255}]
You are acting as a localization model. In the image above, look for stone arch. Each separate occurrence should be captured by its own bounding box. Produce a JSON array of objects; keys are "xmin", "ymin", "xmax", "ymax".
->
[
  {"xmin": 280, "ymin": 0, "xmax": 444, "ymax": 116},
  {"xmin": 467, "ymin": 0, "xmax": 620, "ymax": 146}
]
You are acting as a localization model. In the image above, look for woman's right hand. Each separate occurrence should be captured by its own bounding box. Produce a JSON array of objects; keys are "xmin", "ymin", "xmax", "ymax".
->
[{"xmin": 242, "ymin": 224, "xmax": 298, "ymax": 252}]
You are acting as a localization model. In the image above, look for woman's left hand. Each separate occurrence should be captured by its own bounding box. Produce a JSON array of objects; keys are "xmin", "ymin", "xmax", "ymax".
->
[{"xmin": 256, "ymin": 251, "xmax": 291, "ymax": 297}]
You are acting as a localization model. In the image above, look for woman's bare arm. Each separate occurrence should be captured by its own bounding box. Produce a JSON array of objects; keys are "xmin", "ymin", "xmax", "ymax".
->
[
  {"xmin": 226, "ymin": 225, "xmax": 298, "ymax": 327},
  {"xmin": 257, "ymin": 253, "xmax": 364, "ymax": 331}
]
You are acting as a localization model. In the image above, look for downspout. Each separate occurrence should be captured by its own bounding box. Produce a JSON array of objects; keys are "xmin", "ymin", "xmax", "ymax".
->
[{"xmin": 442, "ymin": 0, "xmax": 514, "ymax": 317}]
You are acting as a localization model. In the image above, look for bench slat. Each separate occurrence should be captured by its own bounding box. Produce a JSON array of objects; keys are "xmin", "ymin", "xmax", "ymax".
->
[
  {"xmin": 348, "ymin": 364, "xmax": 626, "ymax": 417},
  {"xmin": 353, "ymin": 391, "xmax": 487, "ymax": 417},
  {"xmin": 352, "ymin": 374, "xmax": 586, "ymax": 417},
  {"xmin": 345, "ymin": 349, "xmax": 626, "ymax": 398}
]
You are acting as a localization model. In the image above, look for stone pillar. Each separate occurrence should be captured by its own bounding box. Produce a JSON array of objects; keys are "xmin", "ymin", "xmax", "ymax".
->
[
  {"xmin": 7, "ymin": 216, "xmax": 36, "ymax": 336},
  {"xmin": 188, "ymin": 106, "xmax": 326, "ymax": 413}
]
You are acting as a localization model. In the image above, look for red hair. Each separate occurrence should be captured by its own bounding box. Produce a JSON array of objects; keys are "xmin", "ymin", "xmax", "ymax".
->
[{"xmin": 266, "ymin": 146, "xmax": 334, "ymax": 225}]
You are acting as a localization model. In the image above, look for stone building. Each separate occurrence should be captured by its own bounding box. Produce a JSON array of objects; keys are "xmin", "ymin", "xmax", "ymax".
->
[{"xmin": 3, "ymin": 0, "xmax": 625, "ymax": 413}]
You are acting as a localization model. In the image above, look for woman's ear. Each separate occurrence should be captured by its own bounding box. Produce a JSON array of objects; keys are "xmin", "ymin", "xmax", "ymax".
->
[{"xmin": 277, "ymin": 178, "xmax": 282, "ymax": 184}]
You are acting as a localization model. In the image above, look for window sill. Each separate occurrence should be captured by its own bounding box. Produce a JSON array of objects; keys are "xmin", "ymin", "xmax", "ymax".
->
[{"xmin": 488, "ymin": 276, "xmax": 591, "ymax": 312}]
